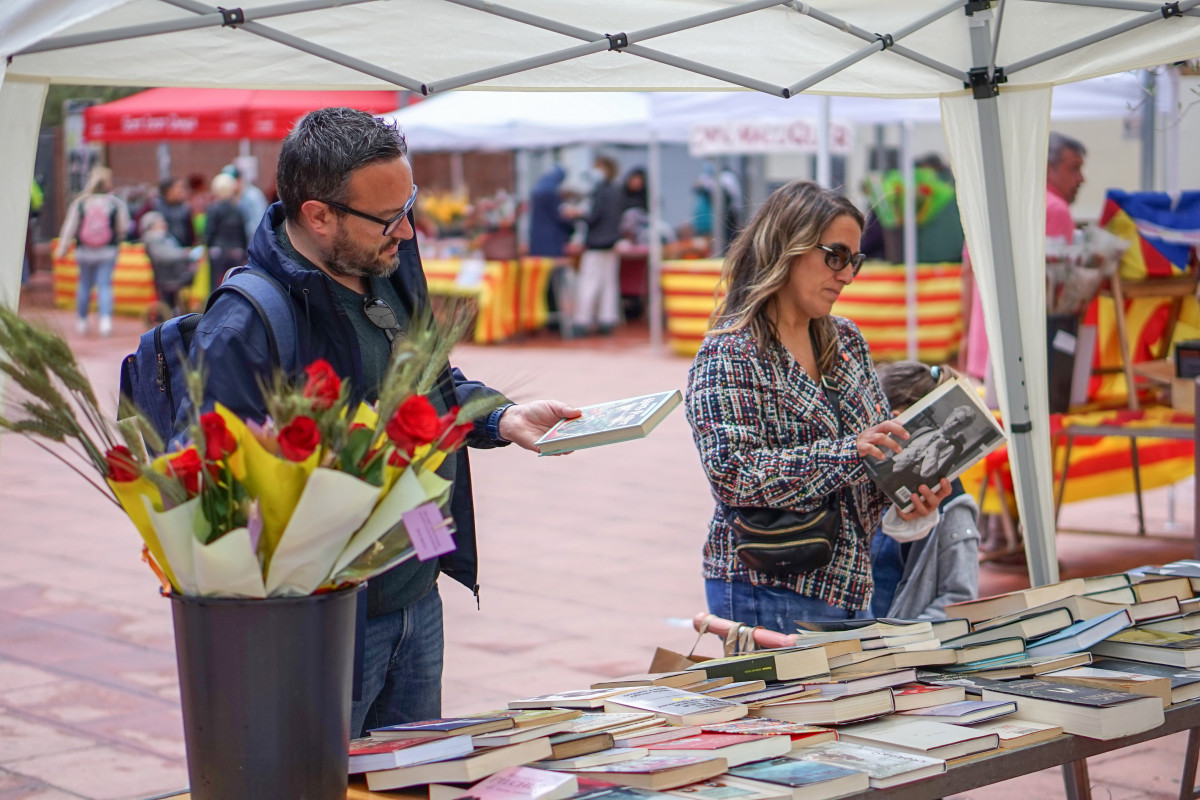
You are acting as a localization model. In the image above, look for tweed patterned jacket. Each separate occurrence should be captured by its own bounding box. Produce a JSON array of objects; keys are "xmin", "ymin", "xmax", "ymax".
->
[{"xmin": 686, "ymin": 317, "xmax": 892, "ymax": 611}]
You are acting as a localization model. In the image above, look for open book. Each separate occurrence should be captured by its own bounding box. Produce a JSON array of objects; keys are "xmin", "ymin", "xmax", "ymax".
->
[
  {"xmin": 534, "ymin": 390, "xmax": 681, "ymax": 456},
  {"xmin": 862, "ymin": 376, "xmax": 1005, "ymax": 511}
]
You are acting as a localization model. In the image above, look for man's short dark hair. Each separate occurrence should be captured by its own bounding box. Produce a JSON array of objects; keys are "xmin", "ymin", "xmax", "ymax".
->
[
  {"xmin": 1048, "ymin": 131, "xmax": 1086, "ymax": 166},
  {"xmin": 276, "ymin": 107, "xmax": 408, "ymax": 221}
]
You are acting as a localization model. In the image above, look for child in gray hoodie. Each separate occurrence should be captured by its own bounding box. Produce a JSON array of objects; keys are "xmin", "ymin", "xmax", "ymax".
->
[{"xmin": 869, "ymin": 362, "xmax": 981, "ymax": 619}]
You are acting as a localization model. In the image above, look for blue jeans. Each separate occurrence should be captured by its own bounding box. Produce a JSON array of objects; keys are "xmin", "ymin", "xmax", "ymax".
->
[
  {"xmin": 75, "ymin": 251, "xmax": 115, "ymax": 319},
  {"xmin": 350, "ymin": 583, "xmax": 443, "ymax": 738},
  {"xmin": 705, "ymin": 578, "xmax": 868, "ymax": 633},
  {"xmin": 869, "ymin": 529, "xmax": 905, "ymax": 618}
]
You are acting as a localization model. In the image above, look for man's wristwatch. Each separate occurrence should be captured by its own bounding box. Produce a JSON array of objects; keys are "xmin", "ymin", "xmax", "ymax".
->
[{"xmin": 486, "ymin": 403, "xmax": 515, "ymax": 444}]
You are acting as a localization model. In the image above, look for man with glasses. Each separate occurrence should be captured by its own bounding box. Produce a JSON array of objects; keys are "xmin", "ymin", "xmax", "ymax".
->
[{"xmin": 178, "ymin": 107, "xmax": 579, "ymax": 736}]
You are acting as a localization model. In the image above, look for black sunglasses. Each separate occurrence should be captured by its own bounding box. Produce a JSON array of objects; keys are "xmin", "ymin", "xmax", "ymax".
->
[
  {"xmin": 362, "ymin": 295, "xmax": 399, "ymax": 343},
  {"xmin": 815, "ymin": 243, "xmax": 867, "ymax": 276},
  {"xmin": 323, "ymin": 184, "xmax": 418, "ymax": 237}
]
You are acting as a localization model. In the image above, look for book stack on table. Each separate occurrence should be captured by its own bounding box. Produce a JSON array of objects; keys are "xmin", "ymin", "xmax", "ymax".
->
[{"xmin": 347, "ymin": 562, "xmax": 1200, "ymax": 800}]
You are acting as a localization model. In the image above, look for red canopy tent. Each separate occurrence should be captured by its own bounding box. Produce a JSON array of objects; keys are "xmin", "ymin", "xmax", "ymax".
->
[{"xmin": 84, "ymin": 88, "xmax": 405, "ymax": 142}]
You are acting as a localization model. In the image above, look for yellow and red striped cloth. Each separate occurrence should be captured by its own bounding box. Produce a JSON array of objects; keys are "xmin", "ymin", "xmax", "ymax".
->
[{"xmin": 663, "ymin": 259, "xmax": 963, "ymax": 362}]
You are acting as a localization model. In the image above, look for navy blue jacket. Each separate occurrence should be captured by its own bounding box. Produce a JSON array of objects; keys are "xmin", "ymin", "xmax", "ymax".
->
[
  {"xmin": 177, "ymin": 203, "xmax": 508, "ymax": 596},
  {"xmin": 527, "ymin": 166, "xmax": 574, "ymax": 258}
]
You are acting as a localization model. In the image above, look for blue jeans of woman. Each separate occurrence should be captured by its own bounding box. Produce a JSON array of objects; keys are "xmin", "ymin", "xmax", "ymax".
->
[
  {"xmin": 705, "ymin": 579, "xmax": 870, "ymax": 633},
  {"xmin": 350, "ymin": 583, "xmax": 443, "ymax": 738},
  {"xmin": 75, "ymin": 250, "xmax": 116, "ymax": 320}
]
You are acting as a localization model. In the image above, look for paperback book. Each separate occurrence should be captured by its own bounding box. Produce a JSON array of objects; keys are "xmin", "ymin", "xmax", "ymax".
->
[
  {"xmin": 348, "ymin": 735, "xmax": 473, "ymax": 774},
  {"xmin": 789, "ymin": 741, "xmax": 946, "ymax": 789},
  {"xmin": 838, "ymin": 718, "xmax": 1000, "ymax": 760},
  {"xmin": 980, "ymin": 679, "xmax": 1164, "ymax": 740},
  {"xmin": 602, "ymin": 686, "xmax": 749, "ymax": 725},
  {"xmin": 645, "ymin": 732, "xmax": 792, "ymax": 767},
  {"xmin": 860, "ymin": 376, "xmax": 1005, "ymax": 511},
  {"xmin": 896, "ymin": 699, "xmax": 1016, "ymax": 724},
  {"xmin": 563, "ymin": 754, "xmax": 730, "ymax": 791},
  {"xmin": 534, "ymin": 390, "xmax": 681, "ymax": 456},
  {"xmin": 727, "ymin": 756, "xmax": 870, "ymax": 799}
]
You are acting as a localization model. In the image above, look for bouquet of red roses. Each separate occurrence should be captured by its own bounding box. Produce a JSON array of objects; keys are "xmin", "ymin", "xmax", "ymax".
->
[{"xmin": 0, "ymin": 305, "xmax": 502, "ymax": 598}]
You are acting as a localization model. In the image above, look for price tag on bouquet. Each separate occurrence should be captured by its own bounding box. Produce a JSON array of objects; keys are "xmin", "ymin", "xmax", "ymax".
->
[{"xmin": 403, "ymin": 502, "xmax": 456, "ymax": 561}]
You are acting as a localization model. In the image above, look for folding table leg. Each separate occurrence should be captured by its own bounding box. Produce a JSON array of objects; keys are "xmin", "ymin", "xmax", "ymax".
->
[
  {"xmin": 1129, "ymin": 435, "xmax": 1146, "ymax": 536},
  {"xmin": 1179, "ymin": 727, "xmax": 1200, "ymax": 800},
  {"xmin": 1062, "ymin": 759, "xmax": 1092, "ymax": 800}
]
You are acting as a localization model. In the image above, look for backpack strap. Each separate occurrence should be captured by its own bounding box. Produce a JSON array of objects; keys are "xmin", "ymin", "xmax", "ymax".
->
[{"xmin": 206, "ymin": 267, "xmax": 300, "ymax": 372}]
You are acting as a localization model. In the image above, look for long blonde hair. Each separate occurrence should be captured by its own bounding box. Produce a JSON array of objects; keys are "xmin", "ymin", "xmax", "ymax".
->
[
  {"xmin": 82, "ymin": 166, "xmax": 113, "ymax": 196},
  {"xmin": 710, "ymin": 180, "xmax": 864, "ymax": 374}
]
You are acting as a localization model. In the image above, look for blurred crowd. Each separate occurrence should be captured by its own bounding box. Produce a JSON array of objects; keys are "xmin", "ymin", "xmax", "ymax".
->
[{"xmin": 48, "ymin": 164, "xmax": 272, "ymax": 335}]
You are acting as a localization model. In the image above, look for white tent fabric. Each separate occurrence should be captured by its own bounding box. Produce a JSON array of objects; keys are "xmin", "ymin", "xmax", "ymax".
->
[
  {"xmin": 3, "ymin": 0, "xmax": 1200, "ymax": 587},
  {"xmin": 942, "ymin": 86, "xmax": 1057, "ymax": 586},
  {"xmin": 387, "ymin": 74, "xmax": 1146, "ymax": 151}
]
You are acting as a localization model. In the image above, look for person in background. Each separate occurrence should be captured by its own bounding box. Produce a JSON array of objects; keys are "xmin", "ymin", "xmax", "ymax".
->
[
  {"xmin": 686, "ymin": 180, "xmax": 949, "ymax": 631},
  {"xmin": 621, "ymin": 167, "xmax": 648, "ymax": 214},
  {"xmin": 528, "ymin": 165, "xmax": 574, "ymax": 258},
  {"xmin": 224, "ymin": 164, "xmax": 270, "ymax": 243},
  {"xmin": 869, "ymin": 361, "xmax": 980, "ymax": 619},
  {"xmin": 54, "ymin": 166, "xmax": 131, "ymax": 337},
  {"xmin": 960, "ymin": 132, "xmax": 1085, "ymax": 380},
  {"xmin": 155, "ymin": 176, "xmax": 195, "ymax": 248},
  {"xmin": 22, "ymin": 178, "xmax": 43, "ymax": 286},
  {"xmin": 176, "ymin": 107, "xmax": 579, "ymax": 737},
  {"xmin": 140, "ymin": 210, "xmax": 199, "ymax": 315},
  {"xmin": 568, "ymin": 154, "xmax": 624, "ymax": 337},
  {"xmin": 205, "ymin": 172, "xmax": 249, "ymax": 287}
]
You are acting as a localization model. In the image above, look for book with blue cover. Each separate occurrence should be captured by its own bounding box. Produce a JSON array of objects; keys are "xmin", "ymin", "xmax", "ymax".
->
[
  {"xmin": 1025, "ymin": 609, "xmax": 1133, "ymax": 658},
  {"xmin": 728, "ymin": 756, "xmax": 870, "ymax": 798}
]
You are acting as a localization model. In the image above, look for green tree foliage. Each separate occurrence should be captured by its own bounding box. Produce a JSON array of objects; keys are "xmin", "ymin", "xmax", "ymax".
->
[{"xmin": 41, "ymin": 85, "xmax": 144, "ymax": 127}]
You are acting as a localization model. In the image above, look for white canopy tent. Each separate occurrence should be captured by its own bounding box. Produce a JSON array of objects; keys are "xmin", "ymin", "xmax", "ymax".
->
[{"xmin": 3, "ymin": 0, "xmax": 1200, "ymax": 589}]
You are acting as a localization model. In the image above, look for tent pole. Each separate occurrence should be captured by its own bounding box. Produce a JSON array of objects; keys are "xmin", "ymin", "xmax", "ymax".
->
[
  {"xmin": 156, "ymin": 0, "xmax": 425, "ymax": 92},
  {"xmin": 794, "ymin": 1, "xmax": 969, "ymax": 83},
  {"xmin": 649, "ymin": 136, "xmax": 664, "ymax": 353},
  {"xmin": 1005, "ymin": 0, "xmax": 1200, "ymax": 75},
  {"xmin": 1164, "ymin": 66, "xmax": 1182, "ymax": 195},
  {"xmin": 441, "ymin": 0, "xmax": 789, "ymax": 96},
  {"xmin": 711, "ymin": 160, "xmax": 726, "ymax": 256},
  {"xmin": 16, "ymin": 0, "xmax": 379, "ymax": 55},
  {"xmin": 1026, "ymin": 0, "xmax": 1200, "ymax": 15},
  {"xmin": 817, "ymin": 97, "xmax": 832, "ymax": 188},
  {"xmin": 967, "ymin": 9, "xmax": 1057, "ymax": 587},
  {"xmin": 1140, "ymin": 69, "xmax": 1157, "ymax": 192},
  {"xmin": 902, "ymin": 121, "xmax": 918, "ymax": 362}
]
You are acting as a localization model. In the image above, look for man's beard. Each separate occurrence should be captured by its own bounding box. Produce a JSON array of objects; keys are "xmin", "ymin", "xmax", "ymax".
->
[{"xmin": 323, "ymin": 227, "xmax": 400, "ymax": 279}]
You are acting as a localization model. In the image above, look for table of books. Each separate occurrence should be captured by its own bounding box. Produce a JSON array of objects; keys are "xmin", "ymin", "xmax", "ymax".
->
[{"xmin": 153, "ymin": 569, "xmax": 1200, "ymax": 800}]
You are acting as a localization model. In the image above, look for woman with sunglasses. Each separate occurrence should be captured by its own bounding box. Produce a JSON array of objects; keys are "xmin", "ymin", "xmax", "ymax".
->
[{"xmin": 685, "ymin": 180, "xmax": 950, "ymax": 629}]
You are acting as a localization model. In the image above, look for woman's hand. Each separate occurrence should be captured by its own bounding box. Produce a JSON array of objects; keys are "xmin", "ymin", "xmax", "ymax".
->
[
  {"xmin": 856, "ymin": 420, "xmax": 908, "ymax": 461},
  {"xmin": 897, "ymin": 478, "xmax": 953, "ymax": 521}
]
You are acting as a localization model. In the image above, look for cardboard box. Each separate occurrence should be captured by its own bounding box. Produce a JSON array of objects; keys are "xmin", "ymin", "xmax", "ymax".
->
[{"xmin": 1133, "ymin": 360, "xmax": 1196, "ymax": 414}]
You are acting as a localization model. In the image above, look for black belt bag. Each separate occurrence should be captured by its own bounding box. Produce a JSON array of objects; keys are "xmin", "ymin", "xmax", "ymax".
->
[
  {"xmin": 726, "ymin": 498, "xmax": 842, "ymax": 576},
  {"xmin": 727, "ymin": 377, "xmax": 846, "ymax": 577}
]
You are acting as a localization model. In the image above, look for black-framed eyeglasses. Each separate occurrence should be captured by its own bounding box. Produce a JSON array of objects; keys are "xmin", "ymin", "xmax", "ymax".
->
[
  {"xmin": 815, "ymin": 243, "xmax": 867, "ymax": 276},
  {"xmin": 363, "ymin": 295, "xmax": 400, "ymax": 343},
  {"xmin": 323, "ymin": 185, "xmax": 418, "ymax": 237}
]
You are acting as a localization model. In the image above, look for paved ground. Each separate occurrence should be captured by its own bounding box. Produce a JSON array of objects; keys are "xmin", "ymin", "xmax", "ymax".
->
[{"xmin": 0, "ymin": 307, "xmax": 1195, "ymax": 799}]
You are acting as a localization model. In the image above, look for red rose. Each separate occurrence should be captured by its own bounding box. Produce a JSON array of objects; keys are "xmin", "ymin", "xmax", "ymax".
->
[
  {"xmin": 386, "ymin": 396, "xmax": 441, "ymax": 452},
  {"xmin": 105, "ymin": 446, "xmax": 140, "ymax": 482},
  {"xmin": 435, "ymin": 409, "xmax": 472, "ymax": 451},
  {"xmin": 199, "ymin": 412, "xmax": 237, "ymax": 461},
  {"xmin": 387, "ymin": 448, "xmax": 411, "ymax": 468},
  {"xmin": 303, "ymin": 359, "xmax": 341, "ymax": 410},
  {"xmin": 278, "ymin": 415, "xmax": 320, "ymax": 462},
  {"xmin": 168, "ymin": 448, "xmax": 204, "ymax": 495}
]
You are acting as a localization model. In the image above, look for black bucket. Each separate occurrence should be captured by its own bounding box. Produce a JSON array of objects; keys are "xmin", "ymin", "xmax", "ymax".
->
[{"xmin": 170, "ymin": 585, "xmax": 361, "ymax": 800}]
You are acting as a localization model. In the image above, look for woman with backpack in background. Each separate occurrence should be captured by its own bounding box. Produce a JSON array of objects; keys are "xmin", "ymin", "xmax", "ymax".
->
[{"xmin": 54, "ymin": 166, "xmax": 132, "ymax": 337}]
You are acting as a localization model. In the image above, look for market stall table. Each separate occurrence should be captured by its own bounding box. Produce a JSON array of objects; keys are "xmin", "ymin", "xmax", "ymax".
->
[
  {"xmin": 421, "ymin": 257, "xmax": 556, "ymax": 344},
  {"xmin": 152, "ymin": 699, "xmax": 1200, "ymax": 800}
]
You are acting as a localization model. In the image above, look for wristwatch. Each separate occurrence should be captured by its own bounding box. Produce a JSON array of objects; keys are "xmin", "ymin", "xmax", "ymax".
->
[{"xmin": 486, "ymin": 403, "xmax": 515, "ymax": 444}]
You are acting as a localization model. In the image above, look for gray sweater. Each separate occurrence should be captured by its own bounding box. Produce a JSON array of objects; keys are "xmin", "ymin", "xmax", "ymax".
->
[{"xmin": 886, "ymin": 493, "xmax": 980, "ymax": 620}]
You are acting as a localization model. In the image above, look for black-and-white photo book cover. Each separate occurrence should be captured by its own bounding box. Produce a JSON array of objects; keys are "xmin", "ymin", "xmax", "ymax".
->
[{"xmin": 863, "ymin": 377, "xmax": 1006, "ymax": 511}]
